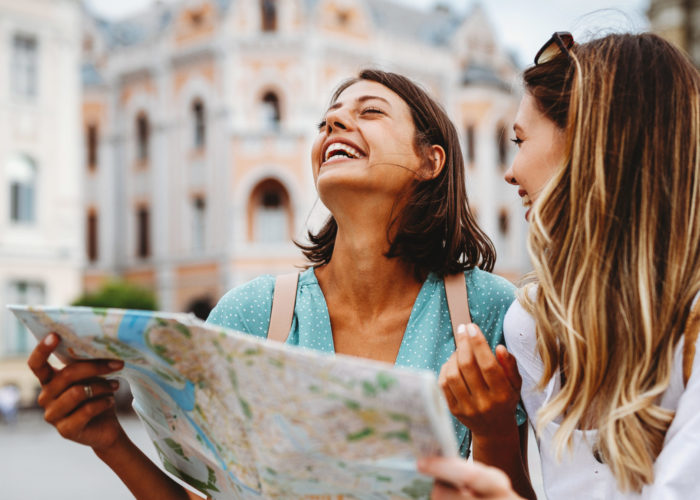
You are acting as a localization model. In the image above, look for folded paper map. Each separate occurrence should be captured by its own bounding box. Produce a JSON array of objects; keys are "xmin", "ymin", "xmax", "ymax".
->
[{"xmin": 9, "ymin": 305, "xmax": 458, "ymax": 499}]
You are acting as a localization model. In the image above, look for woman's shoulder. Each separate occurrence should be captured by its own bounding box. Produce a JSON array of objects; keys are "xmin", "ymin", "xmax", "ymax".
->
[
  {"xmin": 205, "ymin": 275, "xmax": 277, "ymax": 336},
  {"xmin": 464, "ymin": 267, "xmax": 516, "ymax": 310}
]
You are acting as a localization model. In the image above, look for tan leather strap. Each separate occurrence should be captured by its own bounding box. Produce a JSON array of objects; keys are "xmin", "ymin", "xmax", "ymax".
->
[
  {"xmin": 444, "ymin": 272, "xmax": 471, "ymax": 339},
  {"xmin": 683, "ymin": 297, "xmax": 700, "ymax": 386},
  {"xmin": 267, "ymin": 272, "xmax": 299, "ymax": 343}
]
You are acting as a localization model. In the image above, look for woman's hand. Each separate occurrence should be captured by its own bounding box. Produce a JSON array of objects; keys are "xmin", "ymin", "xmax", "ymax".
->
[
  {"xmin": 418, "ymin": 457, "xmax": 524, "ymax": 500},
  {"xmin": 439, "ymin": 323, "xmax": 521, "ymax": 437},
  {"xmin": 27, "ymin": 332, "xmax": 126, "ymax": 451}
]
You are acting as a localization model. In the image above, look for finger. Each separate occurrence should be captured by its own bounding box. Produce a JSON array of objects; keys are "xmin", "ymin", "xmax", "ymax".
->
[
  {"xmin": 38, "ymin": 359, "xmax": 123, "ymax": 407},
  {"xmin": 54, "ymin": 396, "xmax": 116, "ymax": 440},
  {"xmin": 432, "ymin": 481, "xmax": 474, "ymax": 500},
  {"xmin": 455, "ymin": 325, "xmax": 488, "ymax": 393},
  {"xmin": 440, "ymin": 355, "xmax": 472, "ymax": 413},
  {"xmin": 495, "ymin": 345, "xmax": 522, "ymax": 391},
  {"xmin": 465, "ymin": 323, "xmax": 506, "ymax": 391},
  {"xmin": 44, "ymin": 379, "xmax": 119, "ymax": 424},
  {"xmin": 27, "ymin": 333, "xmax": 59, "ymax": 385},
  {"xmin": 419, "ymin": 457, "xmax": 512, "ymax": 496}
]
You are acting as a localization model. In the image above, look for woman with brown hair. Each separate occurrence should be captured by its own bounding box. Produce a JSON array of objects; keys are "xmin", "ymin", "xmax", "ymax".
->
[
  {"xmin": 27, "ymin": 69, "xmax": 531, "ymax": 499},
  {"xmin": 420, "ymin": 31, "xmax": 700, "ymax": 499}
]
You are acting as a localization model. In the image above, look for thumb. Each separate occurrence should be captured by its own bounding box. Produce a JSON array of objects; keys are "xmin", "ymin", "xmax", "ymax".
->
[{"xmin": 495, "ymin": 345, "xmax": 521, "ymax": 391}]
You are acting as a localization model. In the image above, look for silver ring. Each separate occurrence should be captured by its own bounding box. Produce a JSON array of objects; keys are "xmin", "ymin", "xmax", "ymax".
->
[{"xmin": 84, "ymin": 384, "xmax": 93, "ymax": 399}]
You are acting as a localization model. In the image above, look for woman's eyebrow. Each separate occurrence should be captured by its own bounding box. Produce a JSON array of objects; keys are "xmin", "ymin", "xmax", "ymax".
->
[{"xmin": 326, "ymin": 95, "xmax": 392, "ymax": 113}]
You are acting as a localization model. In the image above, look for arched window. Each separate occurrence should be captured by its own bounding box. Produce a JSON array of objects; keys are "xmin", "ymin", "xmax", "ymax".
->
[
  {"xmin": 261, "ymin": 0, "xmax": 278, "ymax": 32},
  {"xmin": 248, "ymin": 178, "xmax": 291, "ymax": 243},
  {"xmin": 260, "ymin": 91, "xmax": 281, "ymax": 130},
  {"xmin": 7, "ymin": 153, "xmax": 37, "ymax": 224},
  {"xmin": 192, "ymin": 99, "xmax": 205, "ymax": 148},
  {"xmin": 136, "ymin": 112, "xmax": 150, "ymax": 161},
  {"xmin": 496, "ymin": 124, "xmax": 508, "ymax": 167}
]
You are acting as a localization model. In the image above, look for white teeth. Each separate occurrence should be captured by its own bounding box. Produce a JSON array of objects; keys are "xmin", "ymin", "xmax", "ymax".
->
[
  {"xmin": 522, "ymin": 194, "xmax": 532, "ymax": 208},
  {"xmin": 324, "ymin": 142, "xmax": 363, "ymax": 162}
]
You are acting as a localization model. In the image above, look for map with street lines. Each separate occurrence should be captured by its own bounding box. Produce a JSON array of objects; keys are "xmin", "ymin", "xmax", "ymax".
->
[{"xmin": 9, "ymin": 305, "xmax": 458, "ymax": 499}]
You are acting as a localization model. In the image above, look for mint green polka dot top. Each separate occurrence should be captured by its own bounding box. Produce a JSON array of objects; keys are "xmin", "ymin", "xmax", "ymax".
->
[{"xmin": 206, "ymin": 266, "xmax": 526, "ymax": 457}]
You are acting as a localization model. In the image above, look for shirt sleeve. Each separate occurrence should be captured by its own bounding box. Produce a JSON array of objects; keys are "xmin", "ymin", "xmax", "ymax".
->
[
  {"xmin": 641, "ymin": 332, "xmax": 700, "ymax": 499},
  {"xmin": 205, "ymin": 275, "xmax": 275, "ymax": 339}
]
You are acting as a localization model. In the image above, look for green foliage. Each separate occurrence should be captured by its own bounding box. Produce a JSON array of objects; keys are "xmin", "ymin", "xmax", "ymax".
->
[{"xmin": 71, "ymin": 280, "xmax": 158, "ymax": 310}]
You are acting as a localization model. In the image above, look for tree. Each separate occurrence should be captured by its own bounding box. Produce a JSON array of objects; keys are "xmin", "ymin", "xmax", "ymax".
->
[{"xmin": 72, "ymin": 280, "xmax": 158, "ymax": 311}]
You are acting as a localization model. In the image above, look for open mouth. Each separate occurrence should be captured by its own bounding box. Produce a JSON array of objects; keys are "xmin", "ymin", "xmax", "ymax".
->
[
  {"xmin": 521, "ymin": 193, "xmax": 532, "ymax": 208},
  {"xmin": 323, "ymin": 142, "xmax": 365, "ymax": 164}
]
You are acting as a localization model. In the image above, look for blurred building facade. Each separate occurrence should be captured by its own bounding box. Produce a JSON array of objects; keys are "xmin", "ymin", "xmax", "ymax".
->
[
  {"xmin": 0, "ymin": 0, "xmax": 82, "ymax": 402},
  {"xmin": 81, "ymin": 0, "xmax": 529, "ymax": 318},
  {"xmin": 648, "ymin": 0, "xmax": 700, "ymax": 66}
]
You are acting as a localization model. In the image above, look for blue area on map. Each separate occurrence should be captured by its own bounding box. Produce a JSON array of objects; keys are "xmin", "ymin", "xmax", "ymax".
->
[
  {"xmin": 117, "ymin": 311, "xmax": 195, "ymax": 411},
  {"xmin": 118, "ymin": 312, "xmax": 261, "ymax": 495}
]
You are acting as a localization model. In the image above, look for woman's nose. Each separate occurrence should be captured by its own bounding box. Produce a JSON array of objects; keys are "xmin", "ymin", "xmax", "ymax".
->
[
  {"xmin": 324, "ymin": 108, "xmax": 351, "ymax": 133},
  {"xmin": 503, "ymin": 166, "xmax": 517, "ymax": 185}
]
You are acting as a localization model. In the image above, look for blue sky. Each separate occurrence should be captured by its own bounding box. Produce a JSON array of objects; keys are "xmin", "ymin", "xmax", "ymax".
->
[{"xmin": 85, "ymin": 0, "xmax": 650, "ymax": 66}]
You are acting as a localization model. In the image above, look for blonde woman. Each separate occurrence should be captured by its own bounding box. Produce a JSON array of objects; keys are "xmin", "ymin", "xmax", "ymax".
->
[{"xmin": 421, "ymin": 32, "xmax": 700, "ymax": 499}]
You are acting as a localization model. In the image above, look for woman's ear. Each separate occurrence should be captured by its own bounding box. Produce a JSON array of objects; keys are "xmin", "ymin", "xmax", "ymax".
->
[{"xmin": 423, "ymin": 145, "xmax": 446, "ymax": 180}]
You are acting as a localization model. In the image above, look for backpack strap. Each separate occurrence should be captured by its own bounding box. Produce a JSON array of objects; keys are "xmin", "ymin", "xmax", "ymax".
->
[
  {"xmin": 444, "ymin": 272, "xmax": 472, "ymax": 340},
  {"xmin": 682, "ymin": 297, "xmax": 700, "ymax": 386},
  {"xmin": 267, "ymin": 272, "xmax": 299, "ymax": 343}
]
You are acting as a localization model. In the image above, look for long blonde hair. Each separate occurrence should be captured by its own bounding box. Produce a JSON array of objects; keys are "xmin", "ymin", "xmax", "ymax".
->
[{"xmin": 522, "ymin": 33, "xmax": 700, "ymax": 492}]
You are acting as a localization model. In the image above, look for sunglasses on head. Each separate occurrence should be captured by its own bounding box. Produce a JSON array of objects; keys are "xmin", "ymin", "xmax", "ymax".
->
[{"xmin": 534, "ymin": 31, "xmax": 574, "ymax": 65}]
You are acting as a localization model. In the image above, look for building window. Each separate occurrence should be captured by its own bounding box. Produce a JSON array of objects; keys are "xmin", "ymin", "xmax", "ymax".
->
[
  {"xmin": 498, "ymin": 207, "xmax": 510, "ymax": 235},
  {"xmin": 136, "ymin": 112, "xmax": 150, "ymax": 161},
  {"xmin": 11, "ymin": 34, "xmax": 38, "ymax": 99},
  {"xmin": 248, "ymin": 179, "xmax": 291, "ymax": 243},
  {"xmin": 87, "ymin": 124, "xmax": 98, "ymax": 170},
  {"xmin": 5, "ymin": 281, "xmax": 45, "ymax": 355},
  {"xmin": 192, "ymin": 100, "xmax": 206, "ymax": 148},
  {"xmin": 136, "ymin": 206, "xmax": 150, "ymax": 258},
  {"xmin": 260, "ymin": 91, "xmax": 281, "ymax": 130},
  {"xmin": 7, "ymin": 154, "xmax": 37, "ymax": 224},
  {"xmin": 87, "ymin": 210, "xmax": 98, "ymax": 262},
  {"xmin": 465, "ymin": 125, "xmax": 475, "ymax": 165},
  {"xmin": 261, "ymin": 0, "xmax": 278, "ymax": 32},
  {"xmin": 497, "ymin": 124, "xmax": 508, "ymax": 167},
  {"xmin": 191, "ymin": 196, "xmax": 206, "ymax": 253}
]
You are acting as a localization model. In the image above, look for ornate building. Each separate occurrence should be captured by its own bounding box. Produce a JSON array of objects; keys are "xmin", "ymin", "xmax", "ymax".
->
[
  {"xmin": 80, "ymin": 0, "xmax": 529, "ymax": 319},
  {"xmin": 0, "ymin": 0, "xmax": 82, "ymax": 402},
  {"xmin": 648, "ymin": 0, "xmax": 700, "ymax": 66}
]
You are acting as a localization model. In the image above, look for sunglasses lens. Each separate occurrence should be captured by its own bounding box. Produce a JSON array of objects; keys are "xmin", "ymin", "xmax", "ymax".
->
[
  {"xmin": 536, "ymin": 42, "xmax": 562, "ymax": 64},
  {"xmin": 535, "ymin": 32, "xmax": 574, "ymax": 65}
]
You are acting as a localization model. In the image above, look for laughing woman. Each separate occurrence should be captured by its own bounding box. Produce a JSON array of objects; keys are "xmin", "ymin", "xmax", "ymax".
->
[
  {"xmin": 420, "ymin": 32, "xmax": 700, "ymax": 500},
  {"xmin": 27, "ymin": 69, "xmax": 531, "ymax": 499}
]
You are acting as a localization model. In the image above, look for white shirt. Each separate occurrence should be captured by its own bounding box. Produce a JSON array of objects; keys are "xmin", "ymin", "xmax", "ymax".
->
[{"xmin": 504, "ymin": 293, "xmax": 700, "ymax": 500}]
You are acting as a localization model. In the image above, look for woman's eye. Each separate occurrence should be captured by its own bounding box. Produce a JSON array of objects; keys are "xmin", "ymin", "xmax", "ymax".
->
[
  {"xmin": 361, "ymin": 107, "xmax": 384, "ymax": 116},
  {"xmin": 317, "ymin": 120, "xmax": 327, "ymax": 130},
  {"xmin": 510, "ymin": 137, "xmax": 523, "ymax": 146}
]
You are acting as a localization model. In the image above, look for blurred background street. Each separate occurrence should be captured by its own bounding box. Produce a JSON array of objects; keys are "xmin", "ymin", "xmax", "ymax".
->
[{"xmin": 0, "ymin": 409, "xmax": 161, "ymax": 500}]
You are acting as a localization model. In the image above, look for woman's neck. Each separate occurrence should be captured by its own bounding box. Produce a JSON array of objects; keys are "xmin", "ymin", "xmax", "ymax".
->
[{"xmin": 315, "ymin": 221, "xmax": 422, "ymax": 318}]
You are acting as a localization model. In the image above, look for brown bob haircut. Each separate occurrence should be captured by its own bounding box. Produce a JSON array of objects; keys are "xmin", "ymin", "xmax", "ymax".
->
[{"xmin": 297, "ymin": 69, "xmax": 495, "ymax": 278}]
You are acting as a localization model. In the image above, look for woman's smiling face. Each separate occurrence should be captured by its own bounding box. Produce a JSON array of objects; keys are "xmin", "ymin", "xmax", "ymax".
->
[
  {"xmin": 504, "ymin": 93, "xmax": 567, "ymax": 220},
  {"xmin": 311, "ymin": 80, "xmax": 425, "ymax": 206}
]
